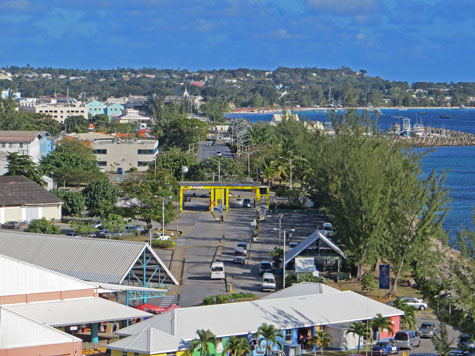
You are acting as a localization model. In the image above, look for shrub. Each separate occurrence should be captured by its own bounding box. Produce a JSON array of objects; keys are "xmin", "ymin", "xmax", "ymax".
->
[
  {"xmin": 360, "ymin": 273, "xmax": 377, "ymax": 293},
  {"xmin": 25, "ymin": 218, "xmax": 61, "ymax": 235},
  {"xmin": 151, "ymin": 239, "xmax": 174, "ymax": 249}
]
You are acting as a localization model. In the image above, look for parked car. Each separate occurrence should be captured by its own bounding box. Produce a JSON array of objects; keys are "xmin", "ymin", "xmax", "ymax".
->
[
  {"xmin": 234, "ymin": 198, "xmax": 243, "ymax": 206},
  {"xmin": 459, "ymin": 334, "xmax": 475, "ymax": 350},
  {"xmin": 261, "ymin": 273, "xmax": 276, "ymax": 292},
  {"xmin": 237, "ymin": 242, "xmax": 248, "ymax": 254},
  {"xmin": 289, "ymin": 241, "xmax": 298, "ymax": 249},
  {"xmin": 1, "ymin": 221, "xmax": 21, "ymax": 229},
  {"xmin": 66, "ymin": 232, "xmax": 77, "ymax": 236},
  {"xmin": 259, "ymin": 261, "xmax": 273, "ymax": 276},
  {"xmin": 243, "ymin": 198, "xmax": 252, "ymax": 208},
  {"xmin": 210, "ymin": 262, "xmax": 225, "ymax": 280},
  {"xmin": 184, "ymin": 196, "xmax": 191, "ymax": 202},
  {"xmin": 398, "ymin": 296, "xmax": 429, "ymax": 311},
  {"xmin": 153, "ymin": 232, "xmax": 171, "ymax": 241},
  {"xmin": 394, "ymin": 330, "xmax": 421, "ymax": 350},
  {"xmin": 372, "ymin": 341, "xmax": 399, "ymax": 355},
  {"xmin": 418, "ymin": 321, "xmax": 436, "ymax": 338},
  {"xmin": 233, "ymin": 247, "xmax": 246, "ymax": 264},
  {"xmin": 93, "ymin": 221, "xmax": 103, "ymax": 229}
]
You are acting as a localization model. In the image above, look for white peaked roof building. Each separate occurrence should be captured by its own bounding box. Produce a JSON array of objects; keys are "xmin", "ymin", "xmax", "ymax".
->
[
  {"xmin": 110, "ymin": 283, "xmax": 403, "ymax": 355},
  {"xmin": 0, "ymin": 254, "xmax": 152, "ymax": 355}
]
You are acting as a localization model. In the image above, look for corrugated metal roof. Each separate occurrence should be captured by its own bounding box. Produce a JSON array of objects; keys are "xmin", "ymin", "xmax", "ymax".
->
[
  {"xmin": 285, "ymin": 230, "xmax": 346, "ymax": 265},
  {"xmin": 117, "ymin": 289, "xmax": 403, "ymax": 342},
  {"xmin": 0, "ymin": 307, "xmax": 81, "ymax": 348},
  {"xmin": 108, "ymin": 328, "xmax": 185, "ymax": 354},
  {"xmin": 0, "ymin": 131, "xmax": 45, "ymax": 143},
  {"xmin": 0, "ymin": 176, "xmax": 62, "ymax": 205},
  {"xmin": 6, "ymin": 297, "xmax": 152, "ymax": 327},
  {"xmin": 0, "ymin": 231, "xmax": 177, "ymax": 285},
  {"xmin": 0, "ymin": 254, "xmax": 94, "ymax": 297},
  {"xmin": 260, "ymin": 282, "xmax": 339, "ymax": 301}
]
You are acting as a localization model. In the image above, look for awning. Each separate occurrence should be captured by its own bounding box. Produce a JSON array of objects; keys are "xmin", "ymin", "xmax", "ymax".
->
[
  {"xmin": 93, "ymin": 282, "xmax": 168, "ymax": 294},
  {"xmin": 134, "ymin": 303, "xmax": 179, "ymax": 314},
  {"xmin": 6, "ymin": 297, "xmax": 152, "ymax": 327}
]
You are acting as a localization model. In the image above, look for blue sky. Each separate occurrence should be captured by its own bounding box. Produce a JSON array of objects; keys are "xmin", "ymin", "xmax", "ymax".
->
[{"xmin": 1, "ymin": 0, "xmax": 474, "ymax": 82}]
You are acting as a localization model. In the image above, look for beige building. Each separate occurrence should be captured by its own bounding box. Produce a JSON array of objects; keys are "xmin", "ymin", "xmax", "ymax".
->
[
  {"xmin": 92, "ymin": 138, "xmax": 158, "ymax": 172},
  {"xmin": 0, "ymin": 176, "xmax": 62, "ymax": 223},
  {"xmin": 19, "ymin": 101, "xmax": 87, "ymax": 123},
  {"xmin": 114, "ymin": 109, "xmax": 151, "ymax": 124}
]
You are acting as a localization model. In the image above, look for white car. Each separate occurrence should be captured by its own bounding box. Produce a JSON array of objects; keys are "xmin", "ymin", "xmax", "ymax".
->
[
  {"xmin": 234, "ymin": 198, "xmax": 244, "ymax": 206},
  {"xmin": 153, "ymin": 232, "xmax": 171, "ymax": 241},
  {"xmin": 395, "ymin": 296, "xmax": 429, "ymax": 310}
]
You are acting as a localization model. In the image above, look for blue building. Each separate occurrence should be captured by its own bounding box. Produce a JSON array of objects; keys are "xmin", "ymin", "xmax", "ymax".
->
[
  {"xmin": 106, "ymin": 103, "xmax": 125, "ymax": 118},
  {"xmin": 86, "ymin": 100, "xmax": 107, "ymax": 118}
]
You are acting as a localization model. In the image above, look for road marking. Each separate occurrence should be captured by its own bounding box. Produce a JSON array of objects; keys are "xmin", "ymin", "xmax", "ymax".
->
[{"xmin": 174, "ymin": 258, "xmax": 185, "ymax": 295}]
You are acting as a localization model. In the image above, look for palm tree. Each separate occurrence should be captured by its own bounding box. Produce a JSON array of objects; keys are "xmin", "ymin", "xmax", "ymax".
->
[
  {"xmin": 225, "ymin": 335, "xmax": 251, "ymax": 356},
  {"xmin": 392, "ymin": 299, "xmax": 417, "ymax": 329},
  {"xmin": 309, "ymin": 330, "xmax": 333, "ymax": 356},
  {"xmin": 255, "ymin": 323, "xmax": 283, "ymax": 356},
  {"xmin": 371, "ymin": 314, "xmax": 394, "ymax": 342},
  {"xmin": 346, "ymin": 321, "xmax": 369, "ymax": 353},
  {"xmin": 188, "ymin": 329, "xmax": 218, "ymax": 356}
]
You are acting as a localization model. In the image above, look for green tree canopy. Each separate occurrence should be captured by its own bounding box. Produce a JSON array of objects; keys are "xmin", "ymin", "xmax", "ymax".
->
[
  {"xmin": 156, "ymin": 148, "xmax": 197, "ymax": 181},
  {"xmin": 52, "ymin": 190, "xmax": 85, "ymax": 216},
  {"xmin": 255, "ymin": 323, "xmax": 283, "ymax": 356},
  {"xmin": 225, "ymin": 336, "xmax": 251, "ymax": 356},
  {"xmin": 64, "ymin": 115, "xmax": 89, "ymax": 133},
  {"xmin": 82, "ymin": 179, "xmax": 118, "ymax": 217},
  {"xmin": 40, "ymin": 139, "xmax": 102, "ymax": 186},
  {"xmin": 5, "ymin": 152, "xmax": 44, "ymax": 186}
]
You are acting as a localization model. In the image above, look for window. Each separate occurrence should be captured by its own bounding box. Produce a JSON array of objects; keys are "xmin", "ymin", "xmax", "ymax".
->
[
  {"xmin": 97, "ymin": 161, "xmax": 107, "ymax": 166},
  {"xmin": 1, "ymin": 143, "xmax": 5, "ymax": 148},
  {"xmin": 138, "ymin": 149, "xmax": 155, "ymax": 155},
  {"xmin": 9, "ymin": 143, "xmax": 13, "ymax": 148},
  {"xmin": 285, "ymin": 329, "xmax": 292, "ymax": 343},
  {"xmin": 94, "ymin": 149, "xmax": 107, "ymax": 154},
  {"xmin": 19, "ymin": 143, "xmax": 23, "ymax": 148},
  {"xmin": 138, "ymin": 161, "xmax": 152, "ymax": 167}
]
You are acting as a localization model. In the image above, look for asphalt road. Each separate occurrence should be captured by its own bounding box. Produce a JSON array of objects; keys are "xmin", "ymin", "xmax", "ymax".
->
[{"xmin": 197, "ymin": 142, "xmax": 233, "ymax": 162}]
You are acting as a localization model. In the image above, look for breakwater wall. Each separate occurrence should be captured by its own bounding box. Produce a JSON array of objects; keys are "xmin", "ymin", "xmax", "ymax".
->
[{"xmin": 400, "ymin": 128, "xmax": 475, "ymax": 147}]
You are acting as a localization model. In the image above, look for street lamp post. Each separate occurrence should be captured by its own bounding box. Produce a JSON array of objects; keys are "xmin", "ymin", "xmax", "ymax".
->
[
  {"xmin": 217, "ymin": 152, "xmax": 222, "ymax": 182},
  {"xmin": 282, "ymin": 228, "xmax": 295, "ymax": 289},
  {"xmin": 243, "ymin": 150, "xmax": 259, "ymax": 182}
]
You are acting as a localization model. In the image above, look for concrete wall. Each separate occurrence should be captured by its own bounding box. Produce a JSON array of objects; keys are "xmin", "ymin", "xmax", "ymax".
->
[
  {"xmin": 0, "ymin": 340, "xmax": 82, "ymax": 356},
  {"xmin": 0, "ymin": 204, "xmax": 61, "ymax": 223},
  {"xmin": 42, "ymin": 205, "xmax": 61, "ymax": 221}
]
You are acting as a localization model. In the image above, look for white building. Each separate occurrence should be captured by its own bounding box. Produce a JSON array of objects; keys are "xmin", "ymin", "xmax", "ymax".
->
[
  {"xmin": 115, "ymin": 109, "xmax": 152, "ymax": 124},
  {"xmin": 19, "ymin": 101, "xmax": 87, "ymax": 123}
]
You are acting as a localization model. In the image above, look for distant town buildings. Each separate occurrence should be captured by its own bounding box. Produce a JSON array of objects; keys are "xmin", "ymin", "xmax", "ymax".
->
[
  {"xmin": 86, "ymin": 100, "xmax": 125, "ymax": 119},
  {"xmin": 115, "ymin": 109, "xmax": 151, "ymax": 124}
]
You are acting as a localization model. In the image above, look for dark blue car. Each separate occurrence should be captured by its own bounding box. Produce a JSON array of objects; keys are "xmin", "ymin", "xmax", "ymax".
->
[{"xmin": 372, "ymin": 341, "xmax": 399, "ymax": 356}]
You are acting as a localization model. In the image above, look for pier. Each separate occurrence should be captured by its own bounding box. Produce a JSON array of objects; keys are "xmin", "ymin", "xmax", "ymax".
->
[{"xmin": 394, "ymin": 127, "xmax": 475, "ymax": 147}]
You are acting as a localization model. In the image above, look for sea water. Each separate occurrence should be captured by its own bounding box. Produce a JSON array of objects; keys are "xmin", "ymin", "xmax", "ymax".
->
[{"xmin": 225, "ymin": 108, "xmax": 475, "ymax": 232}]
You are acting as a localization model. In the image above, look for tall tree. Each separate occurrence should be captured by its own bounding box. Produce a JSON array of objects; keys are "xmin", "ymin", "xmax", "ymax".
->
[
  {"xmin": 5, "ymin": 152, "xmax": 44, "ymax": 186},
  {"xmin": 121, "ymin": 171, "xmax": 178, "ymax": 241},
  {"xmin": 370, "ymin": 314, "xmax": 394, "ymax": 342},
  {"xmin": 310, "ymin": 330, "xmax": 333, "ymax": 356},
  {"xmin": 188, "ymin": 329, "xmax": 218, "ymax": 356},
  {"xmin": 346, "ymin": 322, "xmax": 369, "ymax": 353},
  {"xmin": 82, "ymin": 179, "xmax": 118, "ymax": 217},
  {"xmin": 255, "ymin": 323, "xmax": 283, "ymax": 356},
  {"xmin": 392, "ymin": 299, "xmax": 417, "ymax": 330},
  {"xmin": 431, "ymin": 322, "xmax": 453, "ymax": 356},
  {"xmin": 52, "ymin": 190, "xmax": 85, "ymax": 216}
]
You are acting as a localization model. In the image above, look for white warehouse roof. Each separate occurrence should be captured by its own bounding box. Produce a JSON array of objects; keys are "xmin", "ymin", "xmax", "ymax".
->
[
  {"xmin": 108, "ymin": 328, "xmax": 185, "ymax": 354},
  {"xmin": 0, "ymin": 307, "xmax": 81, "ymax": 349},
  {"xmin": 0, "ymin": 254, "xmax": 94, "ymax": 297},
  {"xmin": 0, "ymin": 231, "xmax": 178, "ymax": 285},
  {"xmin": 117, "ymin": 289, "xmax": 403, "ymax": 341}
]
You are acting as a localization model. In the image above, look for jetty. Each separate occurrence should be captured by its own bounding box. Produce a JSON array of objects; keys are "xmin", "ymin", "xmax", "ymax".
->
[{"xmin": 393, "ymin": 127, "xmax": 475, "ymax": 147}]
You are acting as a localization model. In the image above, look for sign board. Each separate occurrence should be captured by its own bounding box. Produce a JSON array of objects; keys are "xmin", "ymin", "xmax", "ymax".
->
[{"xmin": 379, "ymin": 264, "xmax": 391, "ymax": 289}]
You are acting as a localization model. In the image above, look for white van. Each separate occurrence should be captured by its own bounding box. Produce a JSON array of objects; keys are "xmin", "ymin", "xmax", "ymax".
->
[
  {"xmin": 261, "ymin": 273, "xmax": 276, "ymax": 292},
  {"xmin": 210, "ymin": 262, "xmax": 225, "ymax": 280}
]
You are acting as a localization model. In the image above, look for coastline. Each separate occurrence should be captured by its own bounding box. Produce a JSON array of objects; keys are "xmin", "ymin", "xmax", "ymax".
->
[{"xmin": 226, "ymin": 106, "xmax": 474, "ymax": 115}]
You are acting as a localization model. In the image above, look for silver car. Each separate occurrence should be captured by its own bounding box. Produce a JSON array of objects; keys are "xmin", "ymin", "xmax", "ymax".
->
[
  {"xmin": 394, "ymin": 330, "xmax": 421, "ymax": 350},
  {"xmin": 418, "ymin": 321, "xmax": 436, "ymax": 338},
  {"xmin": 398, "ymin": 296, "xmax": 429, "ymax": 311}
]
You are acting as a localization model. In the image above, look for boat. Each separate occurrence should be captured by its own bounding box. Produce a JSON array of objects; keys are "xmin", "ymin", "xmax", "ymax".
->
[
  {"xmin": 440, "ymin": 115, "xmax": 451, "ymax": 119},
  {"xmin": 418, "ymin": 111, "xmax": 426, "ymax": 114}
]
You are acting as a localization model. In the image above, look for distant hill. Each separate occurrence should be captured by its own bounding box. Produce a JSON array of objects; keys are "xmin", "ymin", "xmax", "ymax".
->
[{"xmin": 1, "ymin": 66, "xmax": 474, "ymax": 108}]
